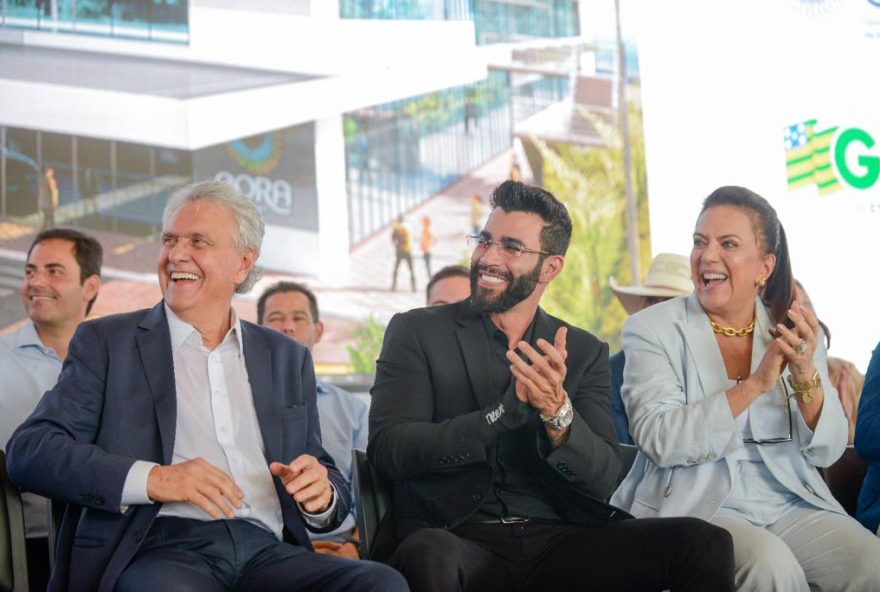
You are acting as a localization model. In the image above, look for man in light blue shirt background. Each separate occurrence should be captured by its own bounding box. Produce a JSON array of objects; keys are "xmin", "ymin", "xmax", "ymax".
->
[
  {"xmin": 1, "ymin": 227, "xmax": 103, "ymax": 589},
  {"xmin": 258, "ymin": 280, "xmax": 369, "ymax": 560}
]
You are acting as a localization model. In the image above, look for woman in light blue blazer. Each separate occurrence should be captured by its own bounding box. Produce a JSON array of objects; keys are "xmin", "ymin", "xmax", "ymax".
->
[
  {"xmin": 612, "ymin": 186, "xmax": 880, "ymax": 591},
  {"xmin": 855, "ymin": 341, "xmax": 880, "ymax": 534}
]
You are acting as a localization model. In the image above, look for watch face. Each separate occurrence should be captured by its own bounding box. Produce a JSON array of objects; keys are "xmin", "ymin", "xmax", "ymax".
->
[
  {"xmin": 550, "ymin": 398, "xmax": 573, "ymax": 429},
  {"xmin": 541, "ymin": 396, "xmax": 573, "ymax": 429}
]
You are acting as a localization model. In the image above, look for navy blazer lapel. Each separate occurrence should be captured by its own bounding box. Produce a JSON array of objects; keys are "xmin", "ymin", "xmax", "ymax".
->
[
  {"xmin": 241, "ymin": 323, "xmax": 280, "ymax": 463},
  {"xmin": 135, "ymin": 303, "xmax": 177, "ymax": 465},
  {"xmin": 455, "ymin": 301, "xmax": 496, "ymax": 408}
]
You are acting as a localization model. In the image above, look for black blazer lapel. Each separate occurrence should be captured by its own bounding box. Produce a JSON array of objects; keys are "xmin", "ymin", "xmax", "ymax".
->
[
  {"xmin": 241, "ymin": 324, "xmax": 280, "ymax": 464},
  {"xmin": 454, "ymin": 301, "xmax": 496, "ymax": 408},
  {"xmin": 135, "ymin": 303, "xmax": 176, "ymax": 465},
  {"xmin": 532, "ymin": 307, "xmax": 558, "ymax": 349}
]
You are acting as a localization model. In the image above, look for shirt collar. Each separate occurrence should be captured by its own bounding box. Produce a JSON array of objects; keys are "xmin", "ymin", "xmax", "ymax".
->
[
  {"xmin": 13, "ymin": 321, "xmax": 58, "ymax": 357},
  {"xmin": 480, "ymin": 313, "xmax": 537, "ymax": 348},
  {"xmin": 164, "ymin": 303, "xmax": 244, "ymax": 356}
]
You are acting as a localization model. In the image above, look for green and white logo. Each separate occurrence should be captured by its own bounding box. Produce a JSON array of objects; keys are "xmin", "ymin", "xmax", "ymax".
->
[{"xmin": 784, "ymin": 120, "xmax": 879, "ymax": 194}]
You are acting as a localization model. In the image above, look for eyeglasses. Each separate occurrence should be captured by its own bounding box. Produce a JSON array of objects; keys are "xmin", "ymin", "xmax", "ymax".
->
[
  {"xmin": 466, "ymin": 235, "xmax": 550, "ymax": 258},
  {"xmin": 742, "ymin": 378, "xmax": 793, "ymax": 445}
]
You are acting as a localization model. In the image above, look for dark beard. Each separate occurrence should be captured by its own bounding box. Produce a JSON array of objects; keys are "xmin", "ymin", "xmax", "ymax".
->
[{"xmin": 470, "ymin": 259, "xmax": 543, "ymax": 314}]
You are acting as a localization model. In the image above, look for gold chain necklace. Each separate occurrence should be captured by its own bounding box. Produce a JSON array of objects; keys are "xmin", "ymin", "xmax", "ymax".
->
[{"xmin": 710, "ymin": 318, "xmax": 755, "ymax": 337}]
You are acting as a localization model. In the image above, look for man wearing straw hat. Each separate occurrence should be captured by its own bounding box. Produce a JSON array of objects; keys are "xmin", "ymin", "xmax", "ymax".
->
[{"xmin": 609, "ymin": 253, "xmax": 692, "ymax": 444}]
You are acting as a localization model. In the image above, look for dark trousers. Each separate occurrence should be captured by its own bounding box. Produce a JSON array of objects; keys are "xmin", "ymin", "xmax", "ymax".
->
[
  {"xmin": 26, "ymin": 536, "xmax": 50, "ymax": 592},
  {"xmin": 115, "ymin": 517, "xmax": 407, "ymax": 592},
  {"xmin": 391, "ymin": 518, "xmax": 734, "ymax": 592},
  {"xmin": 392, "ymin": 252, "xmax": 416, "ymax": 291}
]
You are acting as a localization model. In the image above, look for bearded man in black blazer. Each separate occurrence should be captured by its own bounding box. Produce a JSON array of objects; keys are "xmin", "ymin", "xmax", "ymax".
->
[{"xmin": 369, "ymin": 181, "xmax": 735, "ymax": 592}]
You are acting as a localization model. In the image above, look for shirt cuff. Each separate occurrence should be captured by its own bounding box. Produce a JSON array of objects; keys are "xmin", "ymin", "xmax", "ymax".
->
[
  {"xmin": 120, "ymin": 460, "xmax": 159, "ymax": 512},
  {"xmin": 298, "ymin": 483, "xmax": 338, "ymax": 528}
]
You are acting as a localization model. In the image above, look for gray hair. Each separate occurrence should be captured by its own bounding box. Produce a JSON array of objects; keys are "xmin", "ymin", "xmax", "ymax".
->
[{"xmin": 162, "ymin": 180, "xmax": 265, "ymax": 293}]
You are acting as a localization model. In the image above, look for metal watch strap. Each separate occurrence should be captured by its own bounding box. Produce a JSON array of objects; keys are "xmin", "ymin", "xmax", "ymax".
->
[{"xmin": 539, "ymin": 395, "xmax": 573, "ymax": 430}]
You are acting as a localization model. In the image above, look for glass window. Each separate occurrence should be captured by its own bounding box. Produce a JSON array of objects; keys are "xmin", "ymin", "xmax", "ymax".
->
[
  {"xmin": 42, "ymin": 131, "xmax": 73, "ymax": 208},
  {"xmin": 110, "ymin": 0, "xmax": 188, "ymax": 41},
  {"xmin": 3, "ymin": 127, "xmax": 40, "ymax": 217},
  {"xmin": 4, "ymin": 0, "xmax": 41, "ymax": 22},
  {"xmin": 1, "ymin": 0, "xmax": 188, "ymax": 43},
  {"xmin": 113, "ymin": 0, "xmax": 151, "ymax": 39},
  {"xmin": 105, "ymin": 140, "xmax": 156, "ymax": 235},
  {"xmin": 155, "ymin": 147, "xmax": 190, "ymax": 178},
  {"xmin": 76, "ymin": 135, "xmax": 111, "ymax": 202},
  {"xmin": 344, "ymin": 70, "xmax": 527, "ymax": 244},
  {"xmin": 472, "ymin": 0, "xmax": 578, "ymax": 45},
  {"xmin": 75, "ymin": 0, "xmax": 112, "ymax": 34},
  {"xmin": 150, "ymin": 0, "xmax": 188, "ymax": 38},
  {"xmin": 56, "ymin": 0, "xmax": 76, "ymax": 29},
  {"xmin": 340, "ymin": 0, "xmax": 473, "ymax": 20}
]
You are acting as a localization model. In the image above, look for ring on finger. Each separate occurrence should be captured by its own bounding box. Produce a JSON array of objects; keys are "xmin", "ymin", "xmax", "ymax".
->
[{"xmin": 794, "ymin": 339, "xmax": 807, "ymax": 355}]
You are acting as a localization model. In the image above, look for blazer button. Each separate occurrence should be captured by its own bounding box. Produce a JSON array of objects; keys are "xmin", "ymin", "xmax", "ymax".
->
[
  {"xmin": 471, "ymin": 492, "xmax": 482, "ymax": 502},
  {"xmin": 133, "ymin": 530, "xmax": 143, "ymax": 542}
]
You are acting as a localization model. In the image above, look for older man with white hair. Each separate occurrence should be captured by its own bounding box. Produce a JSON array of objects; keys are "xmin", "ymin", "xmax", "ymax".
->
[{"xmin": 6, "ymin": 180, "xmax": 407, "ymax": 592}]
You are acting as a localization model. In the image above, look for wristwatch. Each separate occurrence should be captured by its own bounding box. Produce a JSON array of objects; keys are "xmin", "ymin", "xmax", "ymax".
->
[{"xmin": 539, "ymin": 395, "xmax": 573, "ymax": 430}]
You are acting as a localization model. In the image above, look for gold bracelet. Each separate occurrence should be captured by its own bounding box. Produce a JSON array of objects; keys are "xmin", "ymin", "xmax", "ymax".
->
[{"xmin": 787, "ymin": 370, "xmax": 821, "ymax": 404}]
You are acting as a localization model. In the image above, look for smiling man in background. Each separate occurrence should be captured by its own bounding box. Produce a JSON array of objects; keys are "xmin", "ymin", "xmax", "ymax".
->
[
  {"xmin": 258, "ymin": 280, "xmax": 369, "ymax": 560},
  {"xmin": 1, "ymin": 227, "xmax": 102, "ymax": 590},
  {"xmin": 426, "ymin": 265, "xmax": 471, "ymax": 307}
]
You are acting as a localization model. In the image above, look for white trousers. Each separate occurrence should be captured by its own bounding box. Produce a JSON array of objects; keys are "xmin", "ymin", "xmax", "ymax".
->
[{"xmin": 712, "ymin": 505, "xmax": 880, "ymax": 592}]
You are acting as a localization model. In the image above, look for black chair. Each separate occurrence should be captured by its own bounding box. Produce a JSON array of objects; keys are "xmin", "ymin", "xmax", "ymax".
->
[
  {"xmin": 351, "ymin": 449, "xmax": 392, "ymax": 561},
  {"xmin": 1, "ymin": 450, "xmax": 29, "ymax": 591},
  {"xmin": 822, "ymin": 445, "xmax": 868, "ymax": 517},
  {"xmin": 618, "ymin": 443, "xmax": 638, "ymax": 483}
]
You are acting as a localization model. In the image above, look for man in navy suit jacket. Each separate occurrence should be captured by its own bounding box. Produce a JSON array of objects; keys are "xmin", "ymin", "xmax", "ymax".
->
[{"xmin": 6, "ymin": 181, "xmax": 406, "ymax": 592}]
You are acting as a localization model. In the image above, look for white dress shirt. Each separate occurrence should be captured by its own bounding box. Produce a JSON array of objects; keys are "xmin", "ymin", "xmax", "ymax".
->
[{"xmin": 121, "ymin": 305, "xmax": 335, "ymax": 539}]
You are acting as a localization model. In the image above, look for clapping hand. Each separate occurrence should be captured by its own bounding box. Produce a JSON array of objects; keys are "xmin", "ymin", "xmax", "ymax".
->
[
  {"xmin": 506, "ymin": 326, "xmax": 569, "ymax": 417},
  {"xmin": 774, "ymin": 301, "xmax": 819, "ymax": 378}
]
